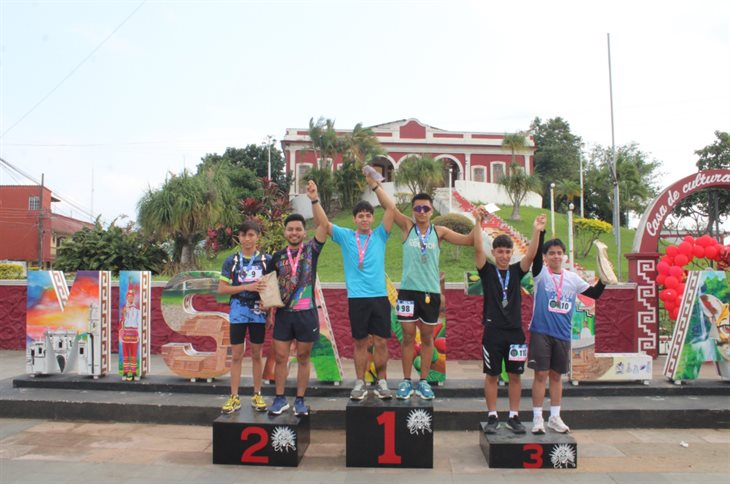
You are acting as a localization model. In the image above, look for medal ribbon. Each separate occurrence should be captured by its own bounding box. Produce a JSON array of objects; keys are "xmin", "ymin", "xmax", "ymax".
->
[
  {"xmin": 414, "ymin": 224, "xmax": 431, "ymax": 257},
  {"xmin": 355, "ymin": 230, "xmax": 372, "ymax": 268},
  {"xmin": 497, "ymin": 268, "xmax": 510, "ymax": 305},
  {"xmin": 550, "ymin": 270, "xmax": 564, "ymax": 304},
  {"xmin": 286, "ymin": 245, "xmax": 303, "ymax": 276}
]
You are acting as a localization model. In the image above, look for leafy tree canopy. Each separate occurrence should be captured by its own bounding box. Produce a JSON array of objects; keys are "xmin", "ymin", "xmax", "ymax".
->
[{"xmin": 530, "ymin": 117, "xmax": 583, "ymax": 208}]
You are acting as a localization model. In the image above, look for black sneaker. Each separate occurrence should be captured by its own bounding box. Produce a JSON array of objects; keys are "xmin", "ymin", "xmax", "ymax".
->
[
  {"xmin": 506, "ymin": 415, "xmax": 526, "ymax": 434},
  {"xmin": 484, "ymin": 415, "xmax": 499, "ymax": 434}
]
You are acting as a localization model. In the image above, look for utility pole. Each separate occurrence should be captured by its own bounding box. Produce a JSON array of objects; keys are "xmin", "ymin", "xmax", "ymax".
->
[
  {"xmin": 38, "ymin": 174, "xmax": 45, "ymax": 269},
  {"xmin": 607, "ymin": 33, "xmax": 621, "ymax": 281}
]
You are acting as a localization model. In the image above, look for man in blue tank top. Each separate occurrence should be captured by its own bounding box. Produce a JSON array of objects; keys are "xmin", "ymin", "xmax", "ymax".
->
[{"xmin": 370, "ymin": 180, "xmax": 474, "ymax": 400}]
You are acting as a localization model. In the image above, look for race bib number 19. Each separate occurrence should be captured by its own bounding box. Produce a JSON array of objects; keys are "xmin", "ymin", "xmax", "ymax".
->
[{"xmin": 396, "ymin": 300, "xmax": 415, "ymax": 318}]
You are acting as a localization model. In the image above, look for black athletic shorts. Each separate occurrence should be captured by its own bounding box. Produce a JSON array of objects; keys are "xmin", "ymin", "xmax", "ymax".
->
[
  {"xmin": 482, "ymin": 327, "xmax": 527, "ymax": 376},
  {"xmin": 230, "ymin": 323, "xmax": 266, "ymax": 345},
  {"xmin": 527, "ymin": 332, "xmax": 571, "ymax": 374},
  {"xmin": 273, "ymin": 308, "xmax": 320, "ymax": 343},
  {"xmin": 348, "ymin": 297, "xmax": 392, "ymax": 340},
  {"xmin": 396, "ymin": 289, "xmax": 440, "ymax": 324}
]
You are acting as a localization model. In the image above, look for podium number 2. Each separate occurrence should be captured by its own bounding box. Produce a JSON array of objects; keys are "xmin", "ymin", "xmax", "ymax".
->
[
  {"xmin": 376, "ymin": 411, "xmax": 402, "ymax": 464},
  {"xmin": 241, "ymin": 427, "xmax": 269, "ymax": 464},
  {"xmin": 523, "ymin": 443, "xmax": 543, "ymax": 468}
]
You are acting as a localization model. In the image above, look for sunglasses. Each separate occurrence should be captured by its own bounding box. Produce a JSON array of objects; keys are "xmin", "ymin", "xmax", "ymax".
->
[{"xmin": 413, "ymin": 205, "xmax": 432, "ymax": 213}]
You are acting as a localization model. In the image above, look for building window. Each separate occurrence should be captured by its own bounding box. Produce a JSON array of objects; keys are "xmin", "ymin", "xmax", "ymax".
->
[
  {"xmin": 297, "ymin": 164, "xmax": 312, "ymax": 193},
  {"xmin": 28, "ymin": 196, "xmax": 41, "ymax": 211},
  {"xmin": 472, "ymin": 166, "xmax": 487, "ymax": 183},
  {"xmin": 491, "ymin": 162, "xmax": 506, "ymax": 183}
]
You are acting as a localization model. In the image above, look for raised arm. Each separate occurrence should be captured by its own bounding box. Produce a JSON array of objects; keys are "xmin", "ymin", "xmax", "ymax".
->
[
  {"xmin": 367, "ymin": 175, "xmax": 411, "ymax": 233},
  {"xmin": 437, "ymin": 225, "xmax": 475, "ymax": 246},
  {"xmin": 520, "ymin": 213, "xmax": 547, "ymax": 273},
  {"xmin": 473, "ymin": 207, "xmax": 488, "ymax": 270},
  {"xmin": 307, "ymin": 180, "xmax": 331, "ymax": 242}
]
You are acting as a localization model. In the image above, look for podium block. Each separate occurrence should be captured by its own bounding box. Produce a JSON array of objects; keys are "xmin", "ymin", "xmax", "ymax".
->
[
  {"xmin": 213, "ymin": 405, "xmax": 309, "ymax": 466},
  {"xmin": 346, "ymin": 396, "xmax": 433, "ymax": 468},
  {"xmin": 479, "ymin": 423, "xmax": 577, "ymax": 469}
]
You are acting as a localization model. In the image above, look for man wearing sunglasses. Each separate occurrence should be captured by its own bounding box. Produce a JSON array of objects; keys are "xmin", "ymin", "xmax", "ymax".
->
[{"xmin": 369, "ymin": 180, "xmax": 474, "ymax": 400}]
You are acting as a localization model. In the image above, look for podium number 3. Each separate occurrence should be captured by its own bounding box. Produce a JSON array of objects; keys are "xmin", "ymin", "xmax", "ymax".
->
[
  {"xmin": 523, "ymin": 443, "xmax": 543, "ymax": 468},
  {"xmin": 241, "ymin": 427, "xmax": 269, "ymax": 464},
  {"xmin": 376, "ymin": 411, "xmax": 402, "ymax": 464}
]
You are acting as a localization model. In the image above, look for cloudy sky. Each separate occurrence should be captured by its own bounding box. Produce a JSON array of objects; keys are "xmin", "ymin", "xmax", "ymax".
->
[{"xmin": 1, "ymin": 0, "xmax": 728, "ymax": 224}]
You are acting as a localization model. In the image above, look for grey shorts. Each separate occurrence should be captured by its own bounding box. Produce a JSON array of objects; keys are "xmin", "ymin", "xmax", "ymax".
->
[{"xmin": 527, "ymin": 332, "xmax": 571, "ymax": 374}]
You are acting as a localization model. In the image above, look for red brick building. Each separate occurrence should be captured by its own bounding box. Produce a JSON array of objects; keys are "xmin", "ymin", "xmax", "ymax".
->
[
  {"xmin": 0, "ymin": 185, "xmax": 93, "ymax": 268},
  {"xmin": 281, "ymin": 118, "xmax": 536, "ymax": 195}
]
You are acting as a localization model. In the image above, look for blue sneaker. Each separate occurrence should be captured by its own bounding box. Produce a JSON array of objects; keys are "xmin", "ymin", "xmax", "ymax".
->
[
  {"xmin": 268, "ymin": 396, "xmax": 289, "ymax": 415},
  {"xmin": 293, "ymin": 397, "xmax": 309, "ymax": 416},
  {"xmin": 416, "ymin": 379, "xmax": 434, "ymax": 400},
  {"xmin": 396, "ymin": 379, "xmax": 414, "ymax": 400}
]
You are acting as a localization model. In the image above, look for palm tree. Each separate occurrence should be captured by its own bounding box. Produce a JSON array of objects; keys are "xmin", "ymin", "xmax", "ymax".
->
[
  {"xmin": 502, "ymin": 132, "xmax": 527, "ymax": 166},
  {"xmin": 308, "ymin": 117, "xmax": 339, "ymax": 169},
  {"xmin": 394, "ymin": 155, "xmax": 443, "ymax": 197},
  {"xmin": 341, "ymin": 123, "xmax": 384, "ymax": 165},
  {"xmin": 137, "ymin": 167, "xmax": 238, "ymax": 270},
  {"xmin": 555, "ymin": 178, "xmax": 581, "ymax": 210},
  {"xmin": 499, "ymin": 163, "xmax": 542, "ymax": 220}
]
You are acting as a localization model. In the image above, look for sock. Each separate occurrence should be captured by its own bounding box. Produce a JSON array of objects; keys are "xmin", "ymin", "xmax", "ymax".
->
[
  {"xmin": 296, "ymin": 395, "xmax": 304, "ymax": 400},
  {"xmin": 276, "ymin": 394, "xmax": 284, "ymax": 399},
  {"xmin": 533, "ymin": 407, "xmax": 543, "ymax": 419},
  {"xmin": 550, "ymin": 405, "xmax": 560, "ymax": 418},
  {"xmin": 508, "ymin": 411, "xmax": 518, "ymax": 419},
  {"xmin": 488, "ymin": 411, "xmax": 498, "ymax": 418},
  {"xmin": 404, "ymin": 377, "xmax": 411, "ymax": 381},
  {"xmin": 420, "ymin": 378, "xmax": 427, "ymax": 382}
]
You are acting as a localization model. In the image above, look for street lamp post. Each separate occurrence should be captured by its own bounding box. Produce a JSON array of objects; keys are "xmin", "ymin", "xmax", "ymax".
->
[
  {"xmin": 448, "ymin": 165, "xmax": 453, "ymax": 213},
  {"xmin": 568, "ymin": 202, "xmax": 575, "ymax": 271},
  {"xmin": 265, "ymin": 135, "xmax": 273, "ymax": 180},
  {"xmin": 550, "ymin": 182, "xmax": 556, "ymax": 238}
]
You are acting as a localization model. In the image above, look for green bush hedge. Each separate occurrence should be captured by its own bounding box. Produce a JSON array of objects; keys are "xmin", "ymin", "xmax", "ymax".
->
[
  {"xmin": 432, "ymin": 213, "xmax": 474, "ymax": 235},
  {"xmin": 0, "ymin": 263, "xmax": 24, "ymax": 279}
]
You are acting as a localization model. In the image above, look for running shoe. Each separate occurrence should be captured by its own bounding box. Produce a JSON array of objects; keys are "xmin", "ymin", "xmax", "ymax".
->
[
  {"xmin": 268, "ymin": 396, "xmax": 290, "ymax": 415},
  {"xmin": 293, "ymin": 397, "xmax": 309, "ymax": 416},
  {"xmin": 415, "ymin": 380, "xmax": 434, "ymax": 400},
  {"xmin": 221, "ymin": 394, "xmax": 241, "ymax": 414},
  {"xmin": 532, "ymin": 415, "xmax": 546, "ymax": 434},
  {"xmin": 484, "ymin": 415, "xmax": 499, "ymax": 434},
  {"xmin": 250, "ymin": 392, "xmax": 267, "ymax": 412},
  {"xmin": 373, "ymin": 379, "xmax": 393, "ymax": 399},
  {"xmin": 396, "ymin": 379, "xmax": 414, "ymax": 400},
  {"xmin": 506, "ymin": 415, "xmax": 526, "ymax": 434},
  {"xmin": 548, "ymin": 415, "xmax": 570, "ymax": 433},
  {"xmin": 350, "ymin": 379, "xmax": 367, "ymax": 400}
]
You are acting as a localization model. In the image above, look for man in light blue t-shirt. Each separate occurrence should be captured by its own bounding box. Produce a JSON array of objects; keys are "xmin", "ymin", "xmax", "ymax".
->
[{"xmin": 311, "ymin": 175, "xmax": 395, "ymax": 400}]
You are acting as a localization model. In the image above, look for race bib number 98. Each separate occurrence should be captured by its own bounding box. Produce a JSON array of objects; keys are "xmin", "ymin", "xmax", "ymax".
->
[
  {"xmin": 508, "ymin": 344, "xmax": 528, "ymax": 362},
  {"xmin": 396, "ymin": 300, "xmax": 415, "ymax": 318}
]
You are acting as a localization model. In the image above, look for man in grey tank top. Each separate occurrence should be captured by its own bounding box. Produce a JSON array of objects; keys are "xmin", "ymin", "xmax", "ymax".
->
[{"xmin": 370, "ymin": 183, "xmax": 474, "ymax": 400}]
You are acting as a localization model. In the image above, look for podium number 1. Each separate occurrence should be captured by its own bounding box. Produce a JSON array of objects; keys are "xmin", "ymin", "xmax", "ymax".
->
[
  {"xmin": 241, "ymin": 427, "xmax": 269, "ymax": 464},
  {"xmin": 376, "ymin": 411, "xmax": 402, "ymax": 464}
]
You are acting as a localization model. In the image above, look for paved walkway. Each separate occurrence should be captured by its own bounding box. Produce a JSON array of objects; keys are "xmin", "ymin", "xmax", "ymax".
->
[
  {"xmin": 1, "ymin": 351, "xmax": 729, "ymax": 482},
  {"xmin": 1, "ymin": 419, "xmax": 729, "ymax": 483}
]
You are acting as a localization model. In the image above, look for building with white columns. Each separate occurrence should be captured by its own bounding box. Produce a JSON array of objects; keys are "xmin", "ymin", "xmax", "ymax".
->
[{"xmin": 281, "ymin": 118, "xmax": 536, "ymax": 196}]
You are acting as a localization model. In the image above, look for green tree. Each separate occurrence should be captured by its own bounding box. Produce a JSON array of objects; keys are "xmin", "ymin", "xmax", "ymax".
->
[
  {"xmin": 308, "ymin": 117, "xmax": 339, "ymax": 170},
  {"xmin": 502, "ymin": 132, "xmax": 527, "ymax": 167},
  {"xmin": 56, "ymin": 217, "xmax": 168, "ymax": 275},
  {"xmin": 336, "ymin": 123, "xmax": 385, "ymax": 209},
  {"xmin": 555, "ymin": 178, "xmax": 582, "ymax": 210},
  {"xmin": 584, "ymin": 143, "xmax": 661, "ymax": 226},
  {"xmin": 137, "ymin": 167, "xmax": 239, "ymax": 270},
  {"xmin": 574, "ymin": 218, "xmax": 612, "ymax": 257},
  {"xmin": 672, "ymin": 131, "xmax": 730, "ymax": 237},
  {"xmin": 394, "ymin": 155, "xmax": 444, "ymax": 197},
  {"xmin": 499, "ymin": 163, "xmax": 542, "ymax": 221},
  {"xmin": 530, "ymin": 117, "xmax": 583, "ymax": 208}
]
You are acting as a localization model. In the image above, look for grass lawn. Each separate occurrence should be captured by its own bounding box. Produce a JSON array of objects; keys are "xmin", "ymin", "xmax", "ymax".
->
[{"xmin": 203, "ymin": 204, "xmax": 636, "ymax": 283}]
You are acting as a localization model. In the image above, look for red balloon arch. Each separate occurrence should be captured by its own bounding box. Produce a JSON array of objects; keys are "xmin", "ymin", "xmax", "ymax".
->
[{"xmin": 656, "ymin": 234, "xmax": 729, "ymax": 320}]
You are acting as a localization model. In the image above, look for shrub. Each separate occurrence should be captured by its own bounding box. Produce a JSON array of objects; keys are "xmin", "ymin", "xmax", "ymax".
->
[
  {"xmin": 55, "ymin": 217, "xmax": 169, "ymax": 275},
  {"xmin": 0, "ymin": 263, "xmax": 23, "ymax": 279},
  {"xmin": 574, "ymin": 218, "xmax": 613, "ymax": 257},
  {"xmin": 432, "ymin": 213, "xmax": 474, "ymax": 235}
]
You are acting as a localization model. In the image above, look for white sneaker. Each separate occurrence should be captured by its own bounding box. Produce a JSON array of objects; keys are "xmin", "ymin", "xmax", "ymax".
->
[
  {"xmin": 548, "ymin": 415, "xmax": 570, "ymax": 433},
  {"xmin": 532, "ymin": 415, "xmax": 545, "ymax": 434},
  {"xmin": 350, "ymin": 379, "xmax": 367, "ymax": 400}
]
